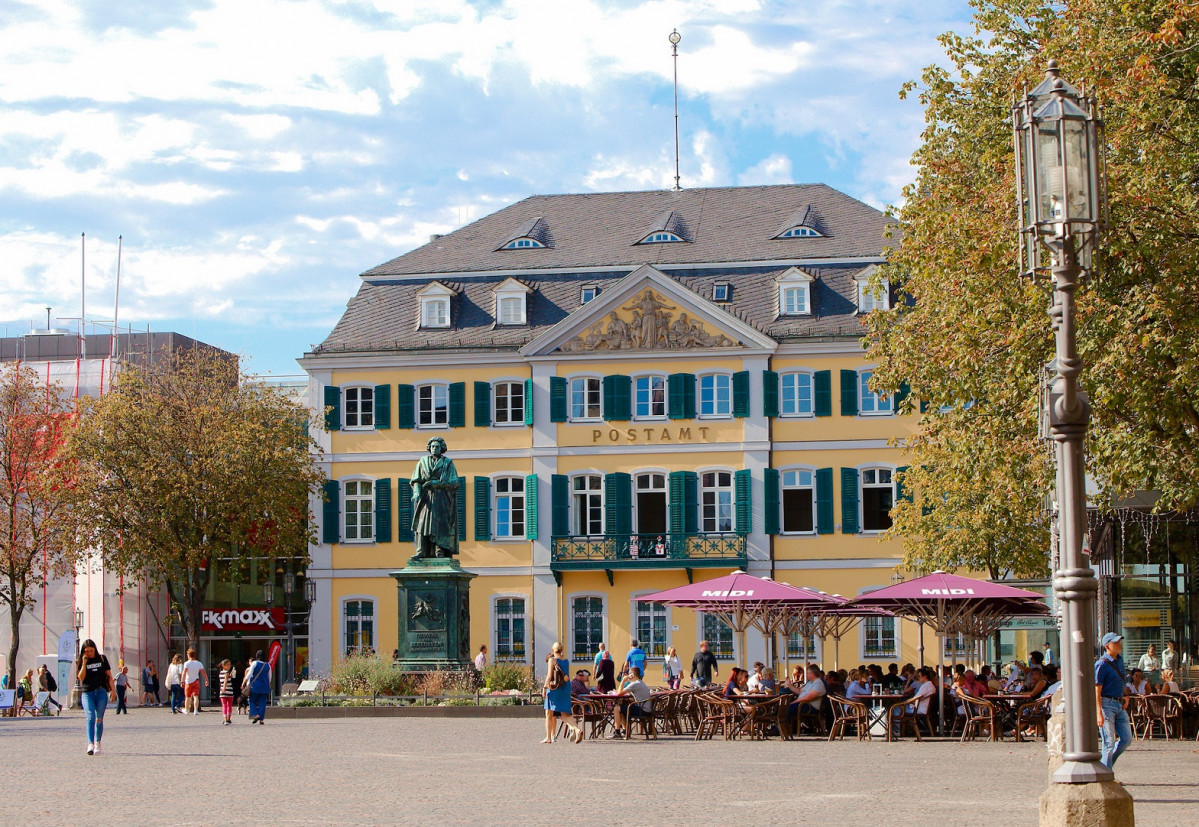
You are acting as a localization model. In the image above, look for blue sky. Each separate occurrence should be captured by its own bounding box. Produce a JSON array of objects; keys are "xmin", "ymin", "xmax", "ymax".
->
[{"xmin": 0, "ymin": 0, "xmax": 975, "ymax": 376}]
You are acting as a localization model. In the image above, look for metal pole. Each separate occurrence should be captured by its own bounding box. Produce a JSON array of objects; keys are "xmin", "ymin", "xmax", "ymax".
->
[
  {"xmin": 671, "ymin": 34, "xmax": 681, "ymax": 192},
  {"xmin": 1048, "ymin": 234, "xmax": 1110, "ymax": 783}
]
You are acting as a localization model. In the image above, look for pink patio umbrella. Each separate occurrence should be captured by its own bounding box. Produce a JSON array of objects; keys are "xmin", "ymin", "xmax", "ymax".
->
[
  {"xmin": 849, "ymin": 571, "xmax": 1049, "ymax": 735},
  {"xmin": 636, "ymin": 571, "xmax": 841, "ymax": 671}
]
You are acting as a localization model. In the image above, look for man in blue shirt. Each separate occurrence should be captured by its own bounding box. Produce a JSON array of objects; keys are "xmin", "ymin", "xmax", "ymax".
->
[
  {"xmin": 1094, "ymin": 632, "xmax": 1132, "ymax": 770},
  {"xmin": 624, "ymin": 640, "xmax": 647, "ymax": 680}
]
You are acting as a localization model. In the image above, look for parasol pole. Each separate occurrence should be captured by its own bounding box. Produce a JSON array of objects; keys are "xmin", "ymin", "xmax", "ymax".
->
[
  {"xmin": 917, "ymin": 617, "xmax": 926, "ymax": 667},
  {"xmin": 938, "ymin": 598, "xmax": 946, "ymax": 737}
]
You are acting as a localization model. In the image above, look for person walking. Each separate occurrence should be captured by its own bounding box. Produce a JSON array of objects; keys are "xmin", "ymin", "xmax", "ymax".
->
[
  {"xmin": 1137, "ymin": 644, "xmax": 1162, "ymax": 687},
  {"xmin": 114, "ymin": 666, "xmax": 130, "ymax": 714},
  {"xmin": 594, "ymin": 647, "xmax": 616, "ymax": 693},
  {"xmin": 37, "ymin": 665, "xmax": 62, "ymax": 715},
  {"xmin": 542, "ymin": 642, "xmax": 583, "ymax": 744},
  {"xmin": 593, "ymin": 642, "xmax": 608, "ymax": 673},
  {"xmin": 474, "ymin": 644, "xmax": 488, "ymax": 672},
  {"xmin": 77, "ymin": 639, "xmax": 116, "ymax": 755},
  {"xmin": 1095, "ymin": 632, "xmax": 1133, "ymax": 771},
  {"xmin": 662, "ymin": 646, "xmax": 683, "ymax": 689},
  {"xmin": 165, "ymin": 654, "xmax": 184, "ymax": 714},
  {"xmin": 217, "ymin": 659, "xmax": 236, "ymax": 725},
  {"xmin": 690, "ymin": 640, "xmax": 719, "ymax": 688},
  {"xmin": 242, "ymin": 649, "xmax": 271, "ymax": 725},
  {"xmin": 1043, "ymin": 641, "xmax": 1055, "ymax": 667},
  {"xmin": 181, "ymin": 648, "xmax": 208, "ymax": 715}
]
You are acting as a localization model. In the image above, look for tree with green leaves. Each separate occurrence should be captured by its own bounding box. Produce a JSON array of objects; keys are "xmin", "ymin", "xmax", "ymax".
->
[
  {"xmin": 867, "ymin": 0, "xmax": 1199, "ymax": 576},
  {"xmin": 65, "ymin": 347, "xmax": 325, "ymax": 652},
  {"xmin": 0, "ymin": 364, "xmax": 85, "ymax": 685}
]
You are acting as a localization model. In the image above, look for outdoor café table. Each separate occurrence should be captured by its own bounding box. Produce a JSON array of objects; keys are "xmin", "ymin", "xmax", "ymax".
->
[
  {"xmin": 982, "ymin": 694, "xmax": 1025, "ymax": 738},
  {"xmin": 729, "ymin": 693, "xmax": 776, "ymax": 738},
  {"xmin": 864, "ymin": 692, "xmax": 911, "ymax": 741}
]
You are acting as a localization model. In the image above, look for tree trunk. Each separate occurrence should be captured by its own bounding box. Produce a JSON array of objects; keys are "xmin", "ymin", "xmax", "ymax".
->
[{"xmin": 7, "ymin": 597, "xmax": 22, "ymax": 687}]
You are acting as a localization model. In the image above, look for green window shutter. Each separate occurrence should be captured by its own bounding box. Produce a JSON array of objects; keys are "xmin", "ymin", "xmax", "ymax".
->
[
  {"xmin": 449, "ymin": 382, "xmax": 466, "ymax": 428},
  {"xmin": 549, "ymin": 377, "xmax": 567, "ymax": 423},
  {"xmin": 814, "ymin": 371, "xmax": 832, "ymax": 418},
  {"xmin": 474, "ymin": 382, "xmax": 491, "ymax": 428},
  {"xmin": 323, "ymin": 386, "xmax": 341, "ymax": 431},
  {"xmin": 474, "ymin": 476, "xmax": 490, "ymax": 541},
  {"xmin": 373, "ymin": 385, "xmax": 391, "ymax": 430},
  {"xmin": 683, "ymin": 471, "xmax": 698, "ymax": 535},
  {"xmin": 322, "ymin": 480, "xmax": 340, "ymax": 544},
  {"xmin": 374, "ymin": 478, "xmax": 392, "ymax": 543},
  {"xmin": 763, "ymin": 468, "xmax": 780, "ymax": 536},
  {"xmin": 525, "ymin": 474, "xmax": 538, "ymax": 540},
  {"xmin": 604, "ymin": 472, "xmax": 632, "ymax": 536},
  {"xmin": 396, "ymin": 384, "xmax": 415, "ymax": 429},
  {"xmin": 524, "ymin": 378, "xmax": 534, "ymax": 426},
  {"xmin": 668, "ymin": 471, "xmax": 687, "ymax": 535},
  {"xmin": 896, "ymin": 466, "xmax": 912, "ymax": 503},
  {"xmin": 667, "ymin": 373, "xmax": 695, "ymax": 420},
  {"xmin": 551, "ymin": 474, "xmax": 570, "ymax": 537},
  {"xmin": 732, "ymin": 371, "xmax": 751, "ymax": 418},
  {"xmin": 840, "ymin": 370, "xmax": 858, "ymax": 417},
  {"xmin": 456, "ymin": 477, "xmax": 467, "ymax": 541},
  {"xmin": 602, "ymin": 375, "xmax": 631, "ymax": 422},
  {"xmin": 893, "ymin": 381, "xmax": 910, "ymax": 414},
  {"xmin": 815, "ymin": 468, "xmax": 834, "ymax": 535},
  {"xmin": 734, "ymin": 469, "xmax": 752, "ymax": 535},
  {"xmin": 396, "ymin": 479, "xmax": 414, "ymax": 542},
  {"xmin": 840, "ymin": 467, "xmax": 860, "ymax": 534},
  {"xmin": 762, "ymin": 371, "xmax": 779, "ymax": 419}
]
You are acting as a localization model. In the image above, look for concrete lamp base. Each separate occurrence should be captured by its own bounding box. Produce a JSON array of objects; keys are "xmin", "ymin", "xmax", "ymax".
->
[{"xmin": 1039, "ymin": 781, "xmax": 1134, "ymax": 827}]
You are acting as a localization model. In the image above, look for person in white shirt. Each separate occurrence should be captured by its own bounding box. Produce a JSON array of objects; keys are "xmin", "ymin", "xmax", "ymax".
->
[
  {"xmin": 1125, "ymin": 668, "xmax": 1149, "ymax": 696},
  {"xmin": 165, "ymin": 654, "xmax": 185, "ymax": 714},
  {"xmin": 1157, "ymin": 669, "xmax": 1180, "ymax": 695},
  {"xmin": 746, "ymin": 662, "xmax": 766, "ymax": 692},
  {"xmin": 610, "ymin": 667, "xmax": 653, "ymax": 738},
  {"xmin": 181, "ymin": 649, "xmax": 209, "ymax": 715},
  {"xmin": 662, "ymin": 646, "xmax": 683, "ymax": 689},
  {"xmin": 474, "ymin": 645, "xmax": 487, "ymax": 672},
  {"xmin": 1137, "ymin": 644, "xmax": 1161, "ymax": 685},
  {"xmin": 896, "ymin": 667, "xmax": 937, "ymax": 718}
]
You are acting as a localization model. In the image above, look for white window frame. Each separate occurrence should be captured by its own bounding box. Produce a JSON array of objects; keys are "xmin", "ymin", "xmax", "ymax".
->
[
  {"xmin": 634, "ymin": 374, "xmax": 667, "ymax": 421},
  {"xmin": 503, "ymin": 237, "xmax": 544, "ymax": 249},
  {"xmin": 712, "ymin": 283, "xmax": 731, "ymax": 302},
  {"xmin": 777, "ymin": 267, "xmax": 814, "ymax": 316},
  {"xmin": 341, "ymin": 596, "xmax": 376, "ymax": 656},
  {"xmin": 421, "ymin": 297, "xmax": 450, "ymax": 328},
  {"xmin": 570, "ymin": 473, "xmax": 605, "ymax": 538},
  {"xmin": 779, "ymin": 225, "xmax": 822, "ymax": 238},
  {"xmin": 417, "ymin": 383, "xmax": 449, "ymax": 428},
  {"xmin": 699, "ymin": 469, "xmax": 734, "ymax": 534},
  {"xmin": 631, "ymin": 593, "xmax": 670, "ymax": 660},
  {"xmin": 698, "ymin": 612, "xmax": 736, "ymax": 661},
  {"xmin": 780, "ymin": 466, "xmax": 817, "ymax": 535},
  {"xmin": 779, "ymin": 370, "xmax": 815, "ymax": 418},
  {"xmin": 633, "ymin": 470, "xmax": 669, "ymax": 538},
  {"xmin": 568, "ymin": 375, "xmax": 603, "ymax": 422},
  {"xmin": 569, "ymin": 593, "xmax": 607, "ymax": 662},
  {"xmin": 492, "ymin": 594, "xmax": 529, "ymax": 663},
  {"xmin": 492, "ymin": 474, "xmax": 527, "ymax": 540},
  {"xmin": 859, "ymin": 586, "xmax": 900, "ymax": 659},
  {"xmin": 342, "ymin": 385, "xmax": 375, "ymax": 430},
  {"xmin": 580, "ymin": 286, "xmax": 599, "ymax": 304},
  {"xmin": 497, "ymin": 296, "xmax": 525, "ymax": 325},
  {"xmin": 698, "ymin": 372, "xmax": 733, "ymax": 419},
  {"xmin": 858, "ymin": 369, "xmax": 892, "ymax": 417},
  {"xmin": 493, "ymin": 277, "xmax": 531, "ymax": 326},
  {"xmin": 859, "ymin": 465, "xmax": 896, "ymax": 535},
  {"xmin": 341, "ymin": 477, "xmax": 375, "ymax": 544},
  {"xmin": 492, "ymin": 380, "xmax": 525, "ymax": 426},
  {"xmin": 640, "ymin": 231, "xmax": 682, "ymax": 244},
  {"xmin": 856, "ymin": 269, "xmax": 890, "ymax": 313}
]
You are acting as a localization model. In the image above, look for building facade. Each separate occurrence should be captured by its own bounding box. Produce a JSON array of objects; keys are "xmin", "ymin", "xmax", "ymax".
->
[{"xmin": 302, "ymin": 184, "xmax": 929, "ymax": 676}]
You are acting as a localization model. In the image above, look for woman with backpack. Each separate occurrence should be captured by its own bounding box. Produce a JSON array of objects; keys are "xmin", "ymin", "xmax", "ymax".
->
[
  {"xmin": 241, "ymin": 649, "xmax": 271, "ymax": 724},
  {"xmin": 542, "ymin": 642, "xmax": 583, "ymax": 744}
]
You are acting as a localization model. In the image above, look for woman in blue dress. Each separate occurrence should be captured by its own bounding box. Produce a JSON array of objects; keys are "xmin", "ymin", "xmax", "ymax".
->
[{"xmin": 543, "ymin": 642, "xmax": 583, "ymax": 744}]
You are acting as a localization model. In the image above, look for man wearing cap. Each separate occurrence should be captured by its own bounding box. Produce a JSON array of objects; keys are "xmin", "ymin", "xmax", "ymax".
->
[{"xmin": 1095, "ymin": 632, "xmax": 1132, "ymax": 770}]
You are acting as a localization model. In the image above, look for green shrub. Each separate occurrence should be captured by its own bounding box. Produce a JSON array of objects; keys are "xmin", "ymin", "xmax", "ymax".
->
[
  {"xmin": 326, "ymin": 653, "xmax": 418, "ymax": 696},
  {"xmin": 482, "ymin": 662, "xmax": 535, "ymax": 692}
]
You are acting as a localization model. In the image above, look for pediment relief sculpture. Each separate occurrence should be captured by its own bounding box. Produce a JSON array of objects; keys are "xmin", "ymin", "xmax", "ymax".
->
[{"xmin": 558, "ymin": 289, "xmax": 736, "ymax": 352}]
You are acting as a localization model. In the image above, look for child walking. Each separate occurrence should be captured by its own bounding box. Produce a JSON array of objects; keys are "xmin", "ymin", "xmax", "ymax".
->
[{"xmin": 218, "ymin": 659, "xmax": 236, "ymax": 725}]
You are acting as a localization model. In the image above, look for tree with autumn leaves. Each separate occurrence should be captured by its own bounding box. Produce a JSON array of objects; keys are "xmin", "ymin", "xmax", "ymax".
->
[
  {"xmin": 0, "ymin": 365, "xmax": 86, "ymax": 685},
  {"xmin": 867, "ymin": 1, "xmax": 1199, "ymax": 577},
  {"xmin": 65, "ymin": 348, "xmax": 325, "ymax": 653}
]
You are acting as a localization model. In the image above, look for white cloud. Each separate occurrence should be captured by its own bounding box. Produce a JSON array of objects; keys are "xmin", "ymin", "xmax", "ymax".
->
[{"xmin": 738, "ymin": 154, "xmax": 793, "ymax": 186}]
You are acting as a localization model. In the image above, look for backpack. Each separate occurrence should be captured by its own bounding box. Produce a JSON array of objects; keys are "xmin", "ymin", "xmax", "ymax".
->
[{"xmin": 545, "ymin": 658, "xmax": 565, "ymax": 691}]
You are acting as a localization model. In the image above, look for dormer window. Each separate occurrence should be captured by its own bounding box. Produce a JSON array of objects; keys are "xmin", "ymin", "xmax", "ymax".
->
[
  {"xmin": 503, "ymin": 237, "xmax": 545, "ymax": 249},
  {"xmin": 417, "ymin": 281, "xmax": 457, "ymax": 329},
  {"xmin": 493, "ymin": 277, "xmax": 532, "ymax": 326},
  {"xmin": 856, "ymin": 266, "xmax": 890, "ymax": 313},
  {"xmin": 777, "ymin": 267, "xmax": 814, "ymax": 316},
  {"xmin": 778, "ymin": 226, "xmax": 823, "ymax": 238},
  {"xmin": 640, "ymin": 231, "xmax": 683, "ymax": 244},
  {"xmin": 713, "ymin": 283, "xmax": 731, "ymax": 302},
  {"xmin": 580, "ymin": 286, "xmax": 599, "ymax": 304}
]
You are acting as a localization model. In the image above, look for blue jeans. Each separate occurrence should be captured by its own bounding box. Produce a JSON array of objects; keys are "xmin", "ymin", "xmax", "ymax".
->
[
  {"xmin": 169, "ymin": 684, "xmax": 183, "ymax": 712},
  {"xmin": 82, "ymin": 689, "xmax": 108, "ymax": 743},
  {"xmin": 1099, "ymin": 697, "xmax": 1132, "ymax": 770},
  {"xmin": 249, "ymin": 692, "xmax": 269, "ymax": 720}
]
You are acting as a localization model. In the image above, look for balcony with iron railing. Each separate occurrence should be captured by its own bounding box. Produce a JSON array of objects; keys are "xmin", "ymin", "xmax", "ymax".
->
[{"xmin": 550, "ymin": 532, "xmax": 747, "ymax": 582}]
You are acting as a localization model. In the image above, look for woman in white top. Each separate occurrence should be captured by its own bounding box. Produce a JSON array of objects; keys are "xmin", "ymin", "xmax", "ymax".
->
[
  {"xmin": 165, "ymin": 654, "xmax": 184, "ymax": 715},
  {"xmin": 662, "ymin": 646, "xmax": 683, "ymax": 690},
  {"xmin": 1125, "ymin": 668, "xmax": 1149, "ymax": 696},
  {"xmin": 1157, "ymin": 669, "xmax": 1181, "ymax": 695},
  {"xmin": 1137, "ymin": 645, "xmax": 1161, "ymax": 686},
  {"xmin": 1162, "ymin": 640, "xmax": 1178, "ymax": 673}
]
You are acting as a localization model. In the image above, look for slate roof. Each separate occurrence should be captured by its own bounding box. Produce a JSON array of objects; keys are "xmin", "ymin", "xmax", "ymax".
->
[{"xmin": 362, "ymin": 184, "xmax": 892, "ymax": 277}]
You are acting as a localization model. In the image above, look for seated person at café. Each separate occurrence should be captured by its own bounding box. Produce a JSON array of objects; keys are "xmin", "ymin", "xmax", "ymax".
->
[
  {"xmin": 979, "ymin": 664, "xmax": 1003, "ymax": 692},
  {"xmin": 899, "ymin": 664, "xmax": 918, "ymax": 689},
  {"xmin": 1125, "ymin": 668, "xmax": 1149, "ymax": 696},
  {"xmin": 895, "ymin": 667, "xmax": 937, "ymax": 718},
  {"xmin": 1040, "ymin": 665, "xmax": 1061, "ymax": 698},
  {"xmin": 823, "ymin": 669, "xmax": 845, "ymax": 698},
  {"xmin": 569, "ymin": 670, "xmax": 591, "ymax": 698},
  {"xmin": 746, "ymin": 662, "xmax": 766, "ymax": 692},
  {"xmin": 785, "ymin": 665, "xmax": 827, "ymax": 720},
  {"xmin": 723, "ymin": 668, "xmax": 750, "ymax": 699},
  {"xmin": 1158, "ymin": 669, "xmax": 1181, "ymax": 695},
  {"xmin": 951, "ymin": 672, "xmax": 972, "ymax": 715},
  {"xmin": 1014, "ymin": 667, "xmax": 1047, "ymax": 698},
  {"xmin": 845, "ymin": 670, "xmax": 872, "ymax": 699},
  {"xmin": 759, "ymin": 668, "xmax": 777, "ymax": 694},
  {"xmin": 1003, "ymin": 661, "xmax": 1026, "ymax": 692},
  {"xmin": 610, "ymin": 667, "xmax": 653, "ymax": 738},
  {"xmin": 881, "ymin": 663, "xmax": 903, "ymax": 692}
]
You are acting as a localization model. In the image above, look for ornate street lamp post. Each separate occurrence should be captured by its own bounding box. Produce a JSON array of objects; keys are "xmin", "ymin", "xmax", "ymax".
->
[
  {"xmin": 70, "ymin": 608, "xmax": 85, "ymax": 708},
  {"xmin": 1014, "ymin": 62, "xmax": 1133, "ymax": 823},
  {"xmin": 283, "ymin": 572, "xmax": 295, "ymax": 685}
]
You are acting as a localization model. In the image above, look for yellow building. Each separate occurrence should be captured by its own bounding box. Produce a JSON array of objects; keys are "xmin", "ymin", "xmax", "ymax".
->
[{"xmin": 300, "ymin": 183, "xmax": 927, "ymax": 677}]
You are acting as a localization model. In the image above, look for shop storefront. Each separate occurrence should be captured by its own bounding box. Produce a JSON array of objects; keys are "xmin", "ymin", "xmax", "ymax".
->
[{"xmin": 189, "ymin": 605, "xmax": 310, "ymax": 699}]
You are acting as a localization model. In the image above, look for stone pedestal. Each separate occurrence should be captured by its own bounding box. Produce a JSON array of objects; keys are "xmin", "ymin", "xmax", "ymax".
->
[
  {"xmin": 1039, "ymin": 781, "xmax": 1134, "ymax": 826},
  {"xmin": 389, "ymin": 558, "xmax": 475, "ymax": 672}
]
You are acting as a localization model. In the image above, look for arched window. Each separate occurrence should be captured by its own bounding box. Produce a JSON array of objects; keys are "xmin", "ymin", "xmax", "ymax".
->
[
  {"xmin": 780, "ymin": 371, "xmax": 814, "ymax": 417},
  {"xmin": 698, "ymin": 373, "xmax": 732, "ymax": 418},
  {"xmin": 342, "ymin": 479, "xmax": 374, "ymax": 542},
  {"xmin": 700, "ymin": 471, "xmax": 734, "ymax": 534},
  {"xmin": 571, "ymin": 474, "xmax": 604, "ymax": 537},
  {"xmin": 493, "ymin": 476, "xmax": 526, "ymax": 539},
  {"xmin": 493, "ymin": 597, "xmax": 527, "ymax": 662},
  {"xmin": 860, "ymin": 467, "xmax": 895, "ymax": 532},
  {"xmin": 571, "ymin": 595, "xmax": 605, "ymax": 660},
  {"xmin": 343, "ymin": 599, "xmax": 375, "ymax": 655},
  {"xmin": 780, "ymin": 469, "xmax": 815, "ymax": 534}
]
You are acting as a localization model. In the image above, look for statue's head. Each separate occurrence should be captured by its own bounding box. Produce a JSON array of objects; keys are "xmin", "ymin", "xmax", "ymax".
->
[{"xmin": 426, "ymin": 437, "xmax": 447, "ymax": 456}]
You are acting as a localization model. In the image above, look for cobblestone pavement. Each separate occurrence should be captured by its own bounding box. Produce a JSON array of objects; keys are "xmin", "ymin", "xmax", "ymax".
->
[{"xmin": 3, "ymin": 709, "xmax": 1196, "ymax": 825}]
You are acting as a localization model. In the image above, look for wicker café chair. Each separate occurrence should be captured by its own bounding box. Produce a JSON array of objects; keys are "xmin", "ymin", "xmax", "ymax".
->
[
  {"xmin": 960, "ymin": 695, "xmax": 1001, "ymax": 742},
  {"xmin": 652, "ymin": 690, "xmax": 681, "ymax": 736},
  {"xmin": 1140, "ymin": 694, "xmax": 1183, "ymax": 740},
  {"xmin": 827, "ymin": 695, "xmax": 871, "ymax": 741},
  {"xmin": 694, "ymin": 694, "xmax": 739, "ymax": 741},
  {"xmin": 745, "ymin": 696, "xmax": 786, "ymax": 740},
  {"xmin": 1014, "ymin": 695, "xmax": 1053, "ymax": 743}
]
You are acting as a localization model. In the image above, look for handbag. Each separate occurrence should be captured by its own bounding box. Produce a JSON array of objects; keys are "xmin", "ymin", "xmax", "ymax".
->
[{"xmin": 545, "ymin": 659, "xmax": 565, "ymax": 691}]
